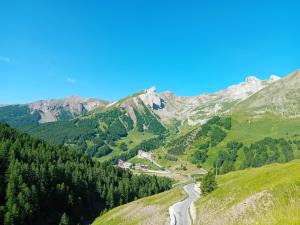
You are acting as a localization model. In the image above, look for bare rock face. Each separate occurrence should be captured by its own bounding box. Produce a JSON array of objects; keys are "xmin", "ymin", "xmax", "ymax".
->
[
  {"xmin": 29, "ymin": 96, "xmax": 109, "ymax": 123},
  {"xmin": 139, "ymin": 86, "xmax": 165, "ymax": 110}
]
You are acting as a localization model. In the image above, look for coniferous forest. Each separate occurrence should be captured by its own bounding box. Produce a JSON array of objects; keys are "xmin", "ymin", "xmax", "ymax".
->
[{"xmin": 0, "ymin": 123, "xmax": 173, "ymax": 225}]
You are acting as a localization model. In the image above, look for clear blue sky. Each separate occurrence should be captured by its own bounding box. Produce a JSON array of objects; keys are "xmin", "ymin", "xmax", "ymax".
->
[{"xmin": 0, "ymin": 0, "xmax": 299, "ymax": 104}]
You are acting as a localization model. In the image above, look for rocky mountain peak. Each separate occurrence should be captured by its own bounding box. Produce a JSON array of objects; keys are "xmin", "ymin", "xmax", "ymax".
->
[
  {"xmin": 232, "ymin": 70, "xmax": 300, "ymax": 117},
  {"xmin": 139, "ymin": 86, "xmax": 164, "ymax": 110},
  {"xmin": 245, "ymin": 76, "xmax": 260, "ymax": 83},
  {"xmin": 146, "ymin": 86, "xmax": 157, "ymax": 94}
]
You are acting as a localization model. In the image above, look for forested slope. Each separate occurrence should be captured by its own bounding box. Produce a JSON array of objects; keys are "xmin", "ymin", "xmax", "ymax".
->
[{"xmin": 0, "ymin": 123, "xmax": 172, "ymax": 225}]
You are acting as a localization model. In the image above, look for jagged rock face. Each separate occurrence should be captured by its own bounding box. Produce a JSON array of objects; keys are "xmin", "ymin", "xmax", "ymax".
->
[
  {"xmin": 139, "ymin": 86, "xmax": 165, "ymax": 110},
  {"xmin": 133, "ymin": 75, "xmax": 280, "ymax": 125},
  {"xmin": 233, "ymin": 70, "xmax": 300, "ymax": 118},
  {"xmin": 29, "ymin": 96, "xmax": 109, "ymax": 123}
]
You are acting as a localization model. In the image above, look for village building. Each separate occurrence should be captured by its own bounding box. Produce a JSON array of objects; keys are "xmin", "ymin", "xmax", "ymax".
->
[{"xmin": 137, "ymin": 150, "xmax": 155, "ymax": 160}]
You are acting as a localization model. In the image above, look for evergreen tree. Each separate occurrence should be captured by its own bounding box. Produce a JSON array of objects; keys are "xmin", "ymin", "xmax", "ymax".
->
[
  {"xmin": 201, "ymin": 170, "xmax": 217, "ymax": 194},
  {"xmin": 119, "ymin": 142, "xmax": 128, "ymax": 151}
]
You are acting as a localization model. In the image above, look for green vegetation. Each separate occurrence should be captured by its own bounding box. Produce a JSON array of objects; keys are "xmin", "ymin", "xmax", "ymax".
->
[
  {"xmin": 13, "ymin": 105, "xmax": 167, "ymax": 160},
  {"xmin": 57, "ymin": 109, "xmax": 76, "ymax": 121},
  {"xmin": 167, "ymin": 129, "xmax": 196, "ymax": 155},
  {"xmin": 0, "ymin": 123, "xmax": 173, "ymax": 225},
  {"xmin": 200, "ymin": 170, "xmax": 217, "ymax": 194},
  {"xmin": 0, "ymin": 105, "xmax": 40, "ymax": 128},
  {"xmin": 241, "ymin": 137, "xmax": 293, "ymax": 169},
  {"xmin": 133, "ymin": 103, "xmax": 166, "ymax": 134},
  {"xmin": 164, "ymin": 153, "xmax": 178, "ymax": 161},
  {"xmin": 23, "ymin": 108, "xmax": 132, "ymax": 157},
  {"xmin": 104, "ymin": 136, "xmax": 165, "ymax": 165},
  {"xmin": 190, "ymin": 116, "xmax": 232, "ymax": 166},
  {"xmin": 119, "ymin": 142, "xmax": 128, "ymax": 151},
  {"xmin": 92, "ymin": 186, "xmax": 187, "ymax": 225},
  {"xmin": 195, "ymin": 116, "xmax": 231, "ymax": 147},
  {"xmin": 143, "ymin": 115, "xmax": 300, "ymax": 181},
  {"xmin": 195, "ymin": 160, "xmax": 300, "ymax": 225},
  {"xmin": 25, "ymin": 118, "xmax": 98, "ymax": 145},
  {"xmin": 188, "ymin": 116, "xmax": 300, "ymax": 174},
  {"xmin": 96, "ymin": 130, "xmax": 155, "ymax": 162},
  {"xmin": 213, "ymin": 141, "xmax": 243, "ymax": 174},
  {"xmin": 93, "ymin": 144, "xmax": 112, "ymax": 157},
  {"xmin": 192, "ymin": 148, "xmax": 208, "ymax": 164}
]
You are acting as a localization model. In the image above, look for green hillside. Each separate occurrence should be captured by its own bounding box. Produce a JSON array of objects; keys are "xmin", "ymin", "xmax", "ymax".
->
[
  {"xmin": 195, "ymin": 159, "xmax": 300, "ymax": 225},
  {"xmin": 20, "ymin": 105, "xmax": 166, "ymax": 159},
  {"xmin": 201, "ymin": 115, "xmax": 300, "ymax": 170},
  {"xmin": 154, "ymin": 115, "xmax": 300, "ymax": 175},
  {"xmin": 0, "ymin": 105, "xmax": 41, "ymax": 128},
  {"xmin": 92, "ymin": 186, "xmax": 186, "ymax": 225}
]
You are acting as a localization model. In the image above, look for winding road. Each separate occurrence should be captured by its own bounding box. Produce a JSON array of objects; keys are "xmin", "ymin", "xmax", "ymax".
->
[{"xmin": 169, "ymin": 183, "xmax": 200, "ymax": 225}]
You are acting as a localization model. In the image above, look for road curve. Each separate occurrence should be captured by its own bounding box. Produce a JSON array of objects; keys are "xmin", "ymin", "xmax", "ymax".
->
[{"xmin": 169, "ymin": 183, "xmax": 200, "ymax": 225}]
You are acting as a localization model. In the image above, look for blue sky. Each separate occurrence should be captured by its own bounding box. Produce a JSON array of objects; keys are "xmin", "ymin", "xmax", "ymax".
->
[{"xmin": 0, "ymin": 0, "xmax": 299, "ymax": 104}]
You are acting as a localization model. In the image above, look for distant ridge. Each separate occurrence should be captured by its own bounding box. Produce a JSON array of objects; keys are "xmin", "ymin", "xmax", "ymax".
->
[{"xmin": 233, "ymin": 69, "xmax": 300, "ymax": 118}]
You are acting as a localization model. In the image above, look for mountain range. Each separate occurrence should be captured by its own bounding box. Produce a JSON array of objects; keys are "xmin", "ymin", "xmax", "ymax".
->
[
  {"xmin": 1, "ymin": 70, "xmax": 298, "ymax": 161},
  {"xmin": 1, "ymin": 69, "xmax": 300, "ymax": 225},
  {"xmin": 0, "ymin": 72, "xmax": 282, "ymax": 127}
]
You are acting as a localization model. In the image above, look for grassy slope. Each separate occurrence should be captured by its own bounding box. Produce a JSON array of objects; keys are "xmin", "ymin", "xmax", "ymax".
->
[
  {"xmin": 97, "ymin": 129, "xmax": 155, "ymax": 162},
  {"xmin": 195, "ymin": 160, "xmax": 300, "ymax": 225},
  {"xmin": 134, "ymin": 115, "xmax": 300, "ymax": 182},
  {"xmin": 151, "ymin": 115, "xmax": 300, "ymax": 173},
  {"xmin": 92, "ymin": 186, "xmax": 187, "ymax": 225},
  {"xmin": 203, "ymin": 115, "xmax": 300, "ymax": 168}
]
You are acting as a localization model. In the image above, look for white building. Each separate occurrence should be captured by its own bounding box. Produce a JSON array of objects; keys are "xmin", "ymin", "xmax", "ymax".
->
[{"xmin": 137, "ymin": 150, "xmax": 155, "ymax": 160}]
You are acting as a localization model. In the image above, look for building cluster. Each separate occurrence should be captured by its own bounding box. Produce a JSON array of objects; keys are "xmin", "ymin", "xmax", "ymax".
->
[{"xmin": 117, "ymin": 159, "xmax": 150, "ymax": 170}]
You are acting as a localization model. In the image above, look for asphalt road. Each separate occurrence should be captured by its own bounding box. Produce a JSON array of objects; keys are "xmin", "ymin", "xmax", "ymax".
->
[{"xmin": 169, "ymin": 183, "xmax": 200, "ymax": 225}]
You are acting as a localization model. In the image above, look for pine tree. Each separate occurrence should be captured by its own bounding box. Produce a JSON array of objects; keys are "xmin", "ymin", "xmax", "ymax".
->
[{"xmin": 201, "ymin": 170, "xmax": 217, "ymax": 194}]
